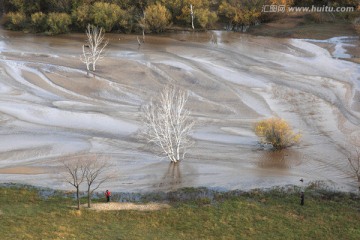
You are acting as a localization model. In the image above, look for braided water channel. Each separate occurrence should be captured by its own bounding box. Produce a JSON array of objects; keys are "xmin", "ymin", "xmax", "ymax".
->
[{"xmin": 0, "ymin": 29, "xmax": 359, "ymax": 192}]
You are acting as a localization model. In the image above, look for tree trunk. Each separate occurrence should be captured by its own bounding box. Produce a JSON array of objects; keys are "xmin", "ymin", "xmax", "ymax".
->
[
  {"xmin": 171, "ymin": 155, "xmax": 177, "ymax": 163},
  {"xmin": 76, "ymin": 187, "xmax": 80, "ymax": 210},
  {"xmin": 190, "ymin": 4, "xmax": 194, "ymax": 30},
  {"xmin": 176, "ymin": 144, "xmax": 180, "ymax": 162},
  {"xmin": 87, "ymin": 186, "xmax": 91, "ymax": 208}
]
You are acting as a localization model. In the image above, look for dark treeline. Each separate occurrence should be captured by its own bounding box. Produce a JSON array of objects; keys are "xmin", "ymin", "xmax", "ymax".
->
[{"xmin": 1, "ymin": 0, "xmax": 359, "ymax": 34}]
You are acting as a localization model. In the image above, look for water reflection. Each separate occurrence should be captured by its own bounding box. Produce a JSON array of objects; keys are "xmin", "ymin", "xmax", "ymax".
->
[
  {"xmin": 157, "ymin": 162, "xmax": 182, "ymax": 190},
  {"xmin": 257, "ymin": 150, "xmax": 302, "ymax": 169}
]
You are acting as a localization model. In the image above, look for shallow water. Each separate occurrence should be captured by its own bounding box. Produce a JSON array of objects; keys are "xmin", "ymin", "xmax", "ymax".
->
[
  {"xmin": 304, "ymin": 36, "xmax": 359, "ymax": 59},
  {"xmin": 0, "ymin": 29, "xmax": 359, "ymax": 192}
]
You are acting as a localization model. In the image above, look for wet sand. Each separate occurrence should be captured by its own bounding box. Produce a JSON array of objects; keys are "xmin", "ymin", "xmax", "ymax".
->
[
  {"xmin": 0, "ymin": 166, "xmax": 46, "ymax": 174},
  {"xmin": 0, "ymin": 29, "xmax": 359, "ymax": 192}
]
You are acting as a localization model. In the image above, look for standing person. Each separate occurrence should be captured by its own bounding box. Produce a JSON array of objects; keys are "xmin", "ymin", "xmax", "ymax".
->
[
  {"xmin": 105, "ymin": 190, "xmax": 111, "ymax": 203},
  {"xmin": 300, "ymin": 192, "xmax": 304, "ymax": 206}
]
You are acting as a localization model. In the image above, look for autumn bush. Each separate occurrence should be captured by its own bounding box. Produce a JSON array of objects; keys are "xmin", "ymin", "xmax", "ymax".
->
[
  {"xmin": 218, "ymin": 0, "xmax": 262, "ymax": 31},
  {"xmin": 2, "ymin": 0, "xmax": 358, "ymax": 34},
  {"xmin": 47, "ymin": 12, "xmax": 72, "ymax": 35},
  {"xmin": 194, "ymin": 8, "xmax": 218, "ymax": 29},
  {"xmin": 173, "ymin": 0, "xmax": 218, "ymax": 29},
  {"xmin": 5, "ymin": 11, "xmax": 27, "ymax": 30},
  {"xmin": 144, "ymin": 3, "xmax": 171, "ymax": 33},
  {"xmin": 31, "ymin": 12, "xmax": 47, "ymax": 32},
  {"xmin": 255, "ymin": 118, "xmax": 301, "ymax": 150},
  {"xmin": 72, "ymin": 4, "xmax": 92, "ymax": 30},
  {"xmin": 92, "ymin": 2, "xmax": 123, "ymax": 32},
  {"xmin": 118, "ymin": 8, "xmax": 134, "ymax": 33}
]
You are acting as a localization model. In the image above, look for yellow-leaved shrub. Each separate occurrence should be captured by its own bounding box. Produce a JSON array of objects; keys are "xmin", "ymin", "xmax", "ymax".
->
[{"xmin": 255, "ymin": 118, "xmax": 301, "ymax": 150}]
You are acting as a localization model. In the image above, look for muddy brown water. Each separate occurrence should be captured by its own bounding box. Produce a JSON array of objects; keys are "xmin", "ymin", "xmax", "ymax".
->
[{"xmin": 0, "ymin": 28, "xmax": 359, "ymax": 192}]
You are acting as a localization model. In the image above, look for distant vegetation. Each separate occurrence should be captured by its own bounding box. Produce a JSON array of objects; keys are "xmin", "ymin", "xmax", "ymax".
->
[
  {"xmin": 354, "ymin": 17, "xmax": 360, "ymax": 35},
  {"xmin": 0, "ymin": 0, "xmax": 359, "ymax": 34}
]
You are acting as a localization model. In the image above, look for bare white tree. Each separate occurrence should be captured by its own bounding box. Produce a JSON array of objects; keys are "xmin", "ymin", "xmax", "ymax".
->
[
  {"xmin": 80, "ymin": 44, "xmax": 92, "ymax": 77},
  {"xmin": 84, "ymin": 154, "xmax": 112, "ymax": 208},
  {"xmin": 143, "ymin": 86, "xmax": 195, "ymax": 163},
  {"xmin": 347, "ymin": 148, "xmax": 360, "ymax": 189},
  {"xmin": 142, "ymin": 11, "xmax": 146, "ymax": 43},
  {"xmin": 190, "ymin": 4, "xmax": 195, "ymax": 30},
  {"xmin": 60, "ymin": 156, "xmax": 87, "ymax": 210},
  {"xmin": 138, "ymin": 11, "xmax": 147, "ymax": 44},
  {"xmin": 83, "ymin": 24, "xmax": 108, "ymax": 72}
]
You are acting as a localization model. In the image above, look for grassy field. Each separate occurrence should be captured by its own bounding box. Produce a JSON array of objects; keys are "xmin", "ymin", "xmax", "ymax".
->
[{"xmin": 0, "ymin": 186, "xmax": 359, "ymax": 240}]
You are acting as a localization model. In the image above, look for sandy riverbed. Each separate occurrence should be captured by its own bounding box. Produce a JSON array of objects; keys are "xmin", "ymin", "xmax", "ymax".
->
[{"xmin": 0, "ymin": 29, "xmax": 359, "ymax": 192}]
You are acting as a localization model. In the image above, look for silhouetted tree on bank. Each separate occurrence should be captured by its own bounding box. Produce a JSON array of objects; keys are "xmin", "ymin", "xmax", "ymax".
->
[
  {"xmin": 84, "ymin": 155, "xmax": 112, "ymax": 208},
  {"xmin": 60, "ymin": 156, "xmax": 86, "ymax": 210},
  {"xmin": 60, "ymin": 154, "xmax": 112, "ymax": 209}
]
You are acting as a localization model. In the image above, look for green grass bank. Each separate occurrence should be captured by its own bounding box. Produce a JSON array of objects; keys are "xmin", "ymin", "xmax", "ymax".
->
[{"xmin": 0, "ymin": 185, "xmax": 359, "ymax": 239}]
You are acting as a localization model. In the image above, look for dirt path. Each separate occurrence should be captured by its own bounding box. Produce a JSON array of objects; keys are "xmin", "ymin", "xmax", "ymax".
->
[{"xmin": 88, "ymin": 202, "xmax": 171, "ymax": 211}]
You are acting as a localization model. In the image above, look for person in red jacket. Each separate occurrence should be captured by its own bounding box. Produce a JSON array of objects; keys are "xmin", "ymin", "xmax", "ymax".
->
[{"xmin": 105, "ymin": 190, "xmax": 111, "ymax": 202}]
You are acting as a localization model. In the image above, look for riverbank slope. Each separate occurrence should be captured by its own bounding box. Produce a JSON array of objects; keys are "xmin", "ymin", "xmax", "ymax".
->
[{"xmin": 0, "ymin": 185, "xmax": 359, "ymax": 239}]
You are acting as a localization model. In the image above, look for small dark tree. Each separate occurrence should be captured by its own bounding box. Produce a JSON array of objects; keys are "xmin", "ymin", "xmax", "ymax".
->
[
  {"xmin": 84, "ymin": 155, "xmax": 112, "ymax": 208},
  {"xmin": 61, "ymin": 156, "xmax": 86, "ymax": 210}
]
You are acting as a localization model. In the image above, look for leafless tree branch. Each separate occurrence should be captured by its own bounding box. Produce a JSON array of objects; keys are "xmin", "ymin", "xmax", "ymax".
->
[
  {"xmin": 60, "ymin": 156, "xmax": 87, "ymax": 210},
  {"xmin": 59, "ymin": 153, "xmax": 113, "ymax": 209},
  {"xmin": 84, "ymin": 154, "xmax": 113, "ymax": 208}
]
